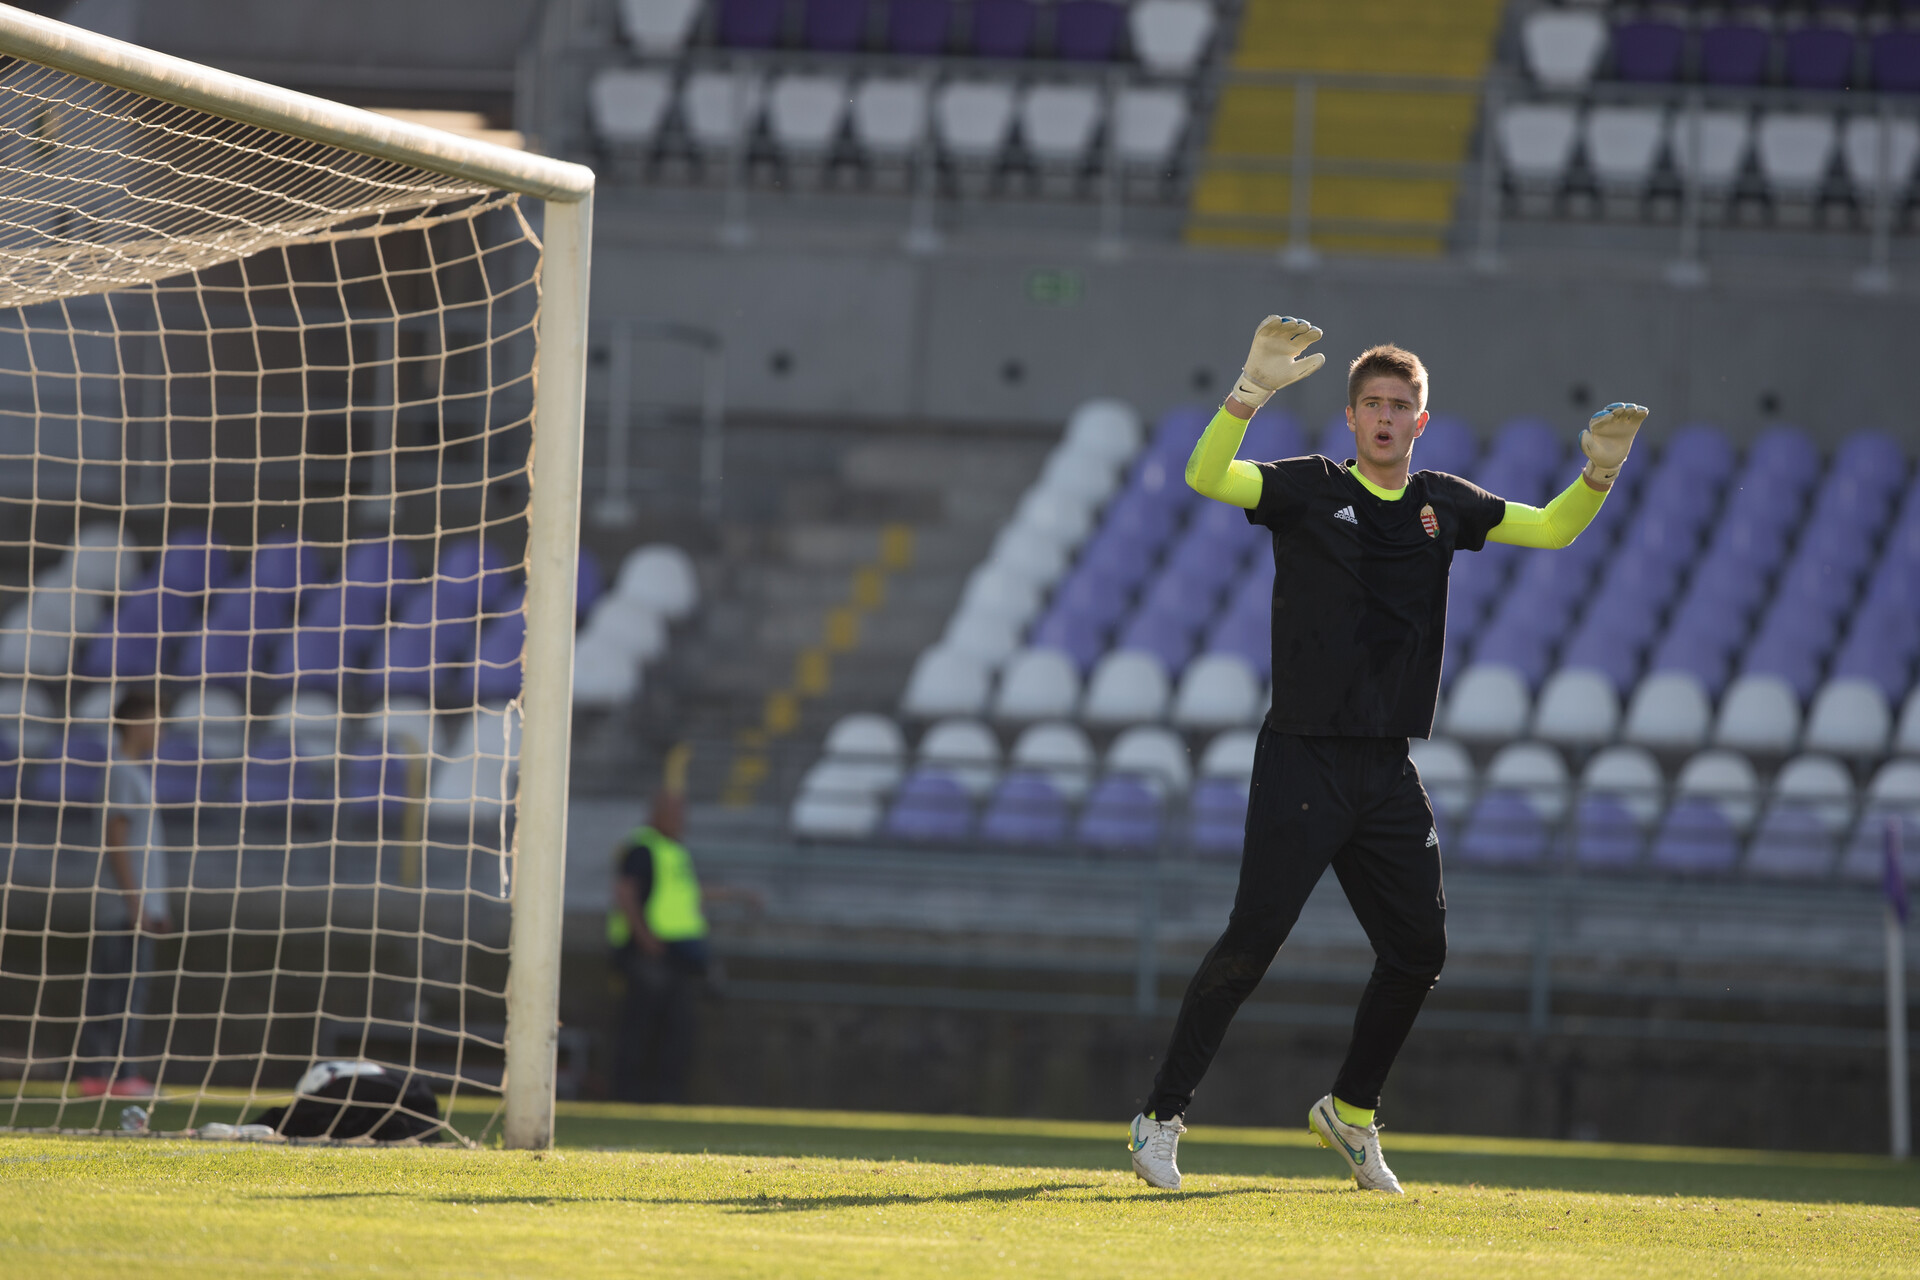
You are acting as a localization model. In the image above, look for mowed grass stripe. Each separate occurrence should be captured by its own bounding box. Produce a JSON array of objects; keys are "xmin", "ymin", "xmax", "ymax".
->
[{"xmin": 2, "ymin": 1103, "xmax": 1917, "ymax": 1279}]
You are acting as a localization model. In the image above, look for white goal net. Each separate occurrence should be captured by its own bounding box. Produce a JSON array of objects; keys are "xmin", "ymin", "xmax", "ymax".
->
[{"xmin": 0, "ymin": 14, "xmax": 591, "ymax": 1144}]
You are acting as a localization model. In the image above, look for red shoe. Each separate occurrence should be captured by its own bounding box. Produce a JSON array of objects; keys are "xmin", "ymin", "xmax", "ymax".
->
[
  {"xmin": 109, "ymin": 1076, "xmax": 155, "ymax": 1098},
  {"xmin": 77, "ymin": 1076, "xmax": 112, "ymax": 1097}
]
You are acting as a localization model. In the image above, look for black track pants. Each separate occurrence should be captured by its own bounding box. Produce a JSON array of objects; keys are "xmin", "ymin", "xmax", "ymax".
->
[{"xmin": 1146, "ymin": 728, "xmax": 1447, "ymax": 1119}]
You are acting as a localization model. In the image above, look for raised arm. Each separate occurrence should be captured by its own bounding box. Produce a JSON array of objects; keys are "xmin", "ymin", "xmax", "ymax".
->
[
  {"xmin": 1185, "ymin": 315, "xmax": 1326, "ymax": 510},
  {"xmin": 1485, "ymin": 402, "xmax": 1647, "ymax": 549}
]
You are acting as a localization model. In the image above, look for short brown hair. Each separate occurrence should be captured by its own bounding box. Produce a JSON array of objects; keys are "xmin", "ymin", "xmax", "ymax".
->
[{"xmin": 1347, "ymin": 344, "xmax": 1429, "ymax": 410}]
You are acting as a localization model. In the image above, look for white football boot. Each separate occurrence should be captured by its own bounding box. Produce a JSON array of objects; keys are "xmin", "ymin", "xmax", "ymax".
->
[
  {"xmin": 1308, "ymin": 1094, "xmax": 1403, "ymax": 1194},
  {"xmin": 1129, "ymin": 1112, "xmax": 1185, "ymax": 1190}
]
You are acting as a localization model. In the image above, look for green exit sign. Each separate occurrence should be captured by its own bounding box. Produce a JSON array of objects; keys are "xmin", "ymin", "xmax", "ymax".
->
[{"xmin": 1026, "ymin": 268, "xmax": 1083, "ymax": 306}]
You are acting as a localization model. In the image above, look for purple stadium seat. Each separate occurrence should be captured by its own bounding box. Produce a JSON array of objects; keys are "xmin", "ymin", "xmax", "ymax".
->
[
  {"xmin": 344, "ymin": 540, "xmax": 421, "ymax": 631},
  {"xmin": 23, "ymin": 731, "xmax": 108, "ymax": 805},
  {"xmin": 74, "ymin": 591, "xmax": 163, "ymax": 681},
  {"xmin": 1746, "ymin": 425, "xmax": 1821, "ymax": 482},
  {"xmin": 888, "ymin": 0, "xmax": 951, "ymax": 52},
  {"xmin": 1030, "ymin": 608, "xmax": 1109, "ymax": 673},
  {"xmin": 1659, "ymin": 424, "xmax": 1738, "ymax": 480},
  {"xmin": 1054, "ymin": 0, "xmax": 1123, "ymax": 60},
  {"xmin": 473, "ymin": 609, "xmax": 527, "ymax": 703},
  {"xmin": 1742, "ymin": 636, "xmax": 1825, "ymax": 701},
  {"xmin": 719, "ymin": 0, "xmax": 784, "ymax": 47},
  {"xmin": 1079, "ymin": 524, "xmax": 1164, "ymax": 595},
  {"xmin": 1139, "ymin": 565, "xmax": 1224, "ymax": 620},
  {"xmin": 1571, "ymin": 794, "xmax": 1642, "ymax": 869},
  {"xmin": 0, "ymin": 739, "xmax": 16, "ymax": 801},
  {"xmin": 171, "ymin": 627, "xmax": 253, "ymax": 687},
  {"xmin": 805, "ymin": 0, "xmax": 867, "ymax": 50},
  {"xmin": 1650, "ymin": 797, "xmax": 1739, "ymax": 873},
  {"xmin": 1830, "ymin": 634, "xmax": 1912, "ymax": 704},
  {"xmin": 1076, "ymin": 775, "xmax": 1163, "ymax": 851},
  {"xmin": 1873, "ymin": 29, "xmax": 1920, "ymax": 93},
  {"xmin": 1746, "ymin": 806, "xmax": 1836, "ymax": 878},
  {"xmin": 1558, "ymin": 619, "xmax": 1645, "ymax": 695},
  {"xmin": 154, "ymin": 734, "xmax": 201, "ymax": 808},
  {"xmin": 1469, "ymin": 628, "xmax": 1552, "ymax": 690},
  {"xmin": 1613, "ymin": 21, "xmax": 1686, "ymax": 83},
  {"xmin": 252, "ymin": 532, "xmax": 326, "ymax": 593},
  {"xmin": 1784, "ymin": 26, "xmax": 1855, "ymax": 90},
  {"xmin": 1840, "ymin": 812, "xmax": 1920, "ymax": 883},
  {"xmin": 243, "ymin": 737, "xmax": 294, "ymax": 810},
  {"xmin": 971, "ymin": 0, "xmax": 1034, "ymax": 56},
  {"xmin": 1316, "ymin": 413, "xmax": 1353, "ymax": 460},
  {"xmin": 1116, "ymin": 609, "xmax": 1198, "ymax": 674},
  {"xmin": 576, "ymin": 548, "xmax": 605, "ymax": 625},
  {"xmin": 1160, "ymin": 535, "xmax": 1244, "ymax": 595},
  {"xmin": 1239, "ymin": 409, "xmax": 1304, "ymax": 463},
  {"xmin": 1457, "ymin": 791, "xmax": 1547, "ymax": 865},
  {"xmin": 884, "ymin": 769, "xmax": 974, "ymax": 841},
  {"xmin": 980, "ymin": 770, "xmax": 1069, "ymax": 845},
  {"xmin": 1447, "ymin": 553, "xmax": 1511, "ymax": 622},
  {"xmin": 1413, "ymin": 414, "xmax": 1478, "ymax": 479},
  {"xmin": 1831, "ymin": 430, "xmax": 1907, "ymax": 487},
  {"xmin": 1700, "ymin": 23, "xmax": 1770, "ymax": 86},
  {"xmin": 1205, "ymin": 609, "xmax": 1270, "ymax": 679},
  {"xmin": 1052, "ymin": 561, "xmax": 1136, "ymax": 630},
  {"xmin": 1190, "ymin": 778, "xmax": 1247, "ymax": 855},
  {"xmin": 438, "ymin": 538, "xmax": 514, "ymax": 612},
  {"xmin": 375, "ymin": 610, "xmax": 436, "ymax": 702},
  {"xmin": 156, "ymin": 526, "xmax": 231, "ymax": 597}
]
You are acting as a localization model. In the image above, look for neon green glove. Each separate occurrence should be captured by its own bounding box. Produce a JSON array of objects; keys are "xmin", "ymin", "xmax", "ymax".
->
[
  {"xmin": 1580, "ymin": 402, "xmax": 1648, "ymax": 487},
  {"xmin": 1231, "ymin": 315, "xmax": 1325, "ymax": 410}
]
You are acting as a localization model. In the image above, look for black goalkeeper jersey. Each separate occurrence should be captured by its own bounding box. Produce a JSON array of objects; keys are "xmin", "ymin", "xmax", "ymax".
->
[{"xmin": 1245, "ymin": 455, "xmax": 1508, "ymax": 739}]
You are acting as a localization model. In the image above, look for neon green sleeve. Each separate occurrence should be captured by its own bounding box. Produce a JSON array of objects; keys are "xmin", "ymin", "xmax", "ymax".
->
[
  {"xmin": 1184, "ymin": 404, "xmax": 1265, "ymax": 510},
  {"xmin": 1485, "ymin": 473, "xmax": 1608, "ymax": 549}
]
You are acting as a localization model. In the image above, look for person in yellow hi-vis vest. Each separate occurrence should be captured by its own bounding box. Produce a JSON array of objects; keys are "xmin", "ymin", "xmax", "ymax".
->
[{"xmin": 608, "ymin": 745, "xmax": 711, "ymax": 1103}]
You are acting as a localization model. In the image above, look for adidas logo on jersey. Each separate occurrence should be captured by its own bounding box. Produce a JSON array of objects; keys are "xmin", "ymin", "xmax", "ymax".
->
[
  {"xmin": 1333, "ymin": 505, "xmax": 1358, "ymax": 525},
  {"xmin": 1424, "ymin": 827, "xmax": 1439, "ymax": 848}
]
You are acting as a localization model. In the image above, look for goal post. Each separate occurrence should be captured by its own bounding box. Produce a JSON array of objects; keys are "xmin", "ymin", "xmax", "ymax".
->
[{"xmin": 0, "ymin": 8, "xmax": 591, "ymax": 1148}]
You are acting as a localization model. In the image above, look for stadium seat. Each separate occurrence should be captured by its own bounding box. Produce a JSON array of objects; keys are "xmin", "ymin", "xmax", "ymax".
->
[
  {"xmin": 804, "ymin": 0, "xmax": 868, "ymax": 50},
  {"xmin": 170, "ymin": 685, "xmax": 247, "ymax": 760},
  {"xmin": 1622, "ymin": 671, "xmax": 1712, "ymax": 751},
  {"xmin": 1612, "ymin": 19, "xmax": 1685, "ymax": 82},
  {"xmin": 590, "ymin": 69, "xmax": 674, "ymax": 149},
  {"xmin": 1896, "ymin": 688, "xmax": 1920, "ymax": 756},
  {"xmin": 1674, "ymin": 749, "xmax": 1762, "ymax": 832},
  {"xmin": 1649, "ymin": 797, "xmax": 1740, "ymax": 874},
  {"xmin": 1011, "ymin": 484, "xmax": 1098, "ymax": 551},
  {"xmin": 571, "ymin": 631, "xmax": 641, "ymax": 708},
  {"xmin": 790, "ymin": 761, "xmax": 885, "ymax": 838},
  {"xmin": 1872, "ymin": 28, "xmax": 1920, "ymax": 93},
  {"xmin": 269, "ymin": 690, "xmax": 340, "ymax": 757},
  {"xmin": 1019, "ymin": 82, "xmax": 1100, "ymax": 178},
  {"xmin": 1498, "ymin": 104, "xmax": 1578, "ymax": 209},
  {"xmin": 1579, "ymin": 745, "xmax": 1663, "ymax": 825},
  {"xmin": 823, "ymin": 713, "xmax": 907, "ymax": 792},
  {"xmin": 1408, "ymin": 737, "xmax": 1474, "ymax": 826},
  {"xmin": 1757, "ymin": 112, "xmax": 1839, "ymax": 218},
  {"xmin": 1061, "ymin": 398, "xmax": 1143, "ymax": 465},
  {"xmin": 1171, "ymin": 653, "xmax": 1260, "ymax": 730},
  {"xmin": 1484, "ymin": 741, "xmax": 1570, "ymax": 822},
  {"xmin": 993, "ymin": 648, "xmax": 1082, "ymax": 721},
  {"xmin": 717, "ymin": 0, "xmax": 783, "ymax": 47},
  {"xmin": 1443, "ymin": 664, "xmax": 1531, "ymax": 741},
  {"xmin": 987, "ymin": 525, "xmax": 1070, "ymax": 591},
  {"xmin": 979, "ymin": 770, "xmax": 1070, "ymax": 845},
  {"xmin": 1700, "ymin": 22, "xmax": 1769, "ymax": 87},
  {"xmin": 1458, "ymin": 791, "xmax": 1547, "ymax": 866},
  {"xmin": 886, "ymin": 0, "xmax": 951, "ymax": 54},
  {"xmin": 883, "ymin": 769, "xmax": 974, "ymax": 842},
  {"xmin": 1130, "ymin": 0, "xmax": 1213, "ymax": 77},
  {"xmin": 1711, "ymin": 673, "xmax": 1801, "ymax": 755},
  {"xmin": 66, "ymin": 525, "xmax": 140, "ymax": 594},
  {"xmin": 902, "ymin": 647, "xmax": 992, "ymax": 718},
  {"xmin": 1803, "ymin": 677, "xmax": 1892, "ymax": 757},
  {"xmin": 769, "ymin": 73, "xmax": 851, "ymax": 158},
  {"xmin": 1009, "ymin": 720, "xmax": 1095, "ymax": 801},
  {"xmin": 1843, "ymin": 114, "xmax": 1920, "ymax": 203},
  {"xmin": 936, "ymin": 79, "xmax": 1017, "ymax": 165},
  {"xmin": 1199, "ymin": 728, "xmax": 1258, "ymax": 785},
  {"xmin": 617, "ymin": 0, "xmax": 702, "ymax": 53},
  {"xmin": 1076, "ymin": 775, "xmax": 1163, "ymax": 850},
  {"xmin": 0, "ymin": 585, "xmax": 102, "ymax": 678},
  {"xmin": 0, "ymin": 679, "xmax": 54, "ymax": 757},
  {"xmin": 1106, "ymin": 725, "xmax": 1190, "ymax": 795},
  {"xmin": 1112, "ymin": 86, "xmax": 1187, "ymax": 170},
  {"xmin": 614, "ymin": 544, "xmax": 699, "ymax": 619},
  {"xmin": 684, "ymin": 70, "xmax": 767, "ymax": 153},
  {"xmin": 1055, "ymin": 0, "xmax": 1123, "ymax": 61},
  {"xmin": 1081, "ymin": 649, "xmax": 1170, "ymax": 725},
  {"xmin": 853, "ymin": 76, "xmax": 930, "ymax": 166},
  {"xmin": 957, "ymin": 562, "xmax": 1046, "ymax": 628},
  {"xmin": 917, "ymin": 718, "xmax": 1000, "ymax": 797},
  {"xmin": 1584, "ymin": 105, "xmax": 1666, "ymax": 217},
  {"xmin": 1668, "ymin": 108, "xmax": 1752, "ymax": 200},
  {"xmin": 1784, "ymin": 24, "xmax": 1855, "ymax": 91},
  {"xmin": 942, "ymin": 609, "xmax": 1024, "ymax": 668},
  {"xmin": 1745, "ymin": 804, "xmax": 1837, "ymax": 879},
  {"xmin": 1532, "ymin": 667, "xmax": 1620, "ymax": 746},
  {"xmin": 1572, "ymin": 792, "xmax": 1643, "ymax": 869},
  {"xmin": 1839, "ymin": 760, "xmax": 1920, "ymax": 882},
  {"xmin": 1190, "ymin": 776, "xmax": 1247, "ymax": 855},
  {"xmin": 1770, "ymin": 752, "xmax": 1855, "ymax": 833},
  {"xmin": 425, "ymin": 705, "xmax": 521, "ymax": 829},
  {"xmin": 360, "ymin": 696, "xmax": 436, "ymax": 759},
  {"xmin": 970, "ymin": 0, "xmax": 1035, "ymax": 57},
  {"xmin": 1522, "ymin": 9, "xmax": 1607, "ymax": 89}
]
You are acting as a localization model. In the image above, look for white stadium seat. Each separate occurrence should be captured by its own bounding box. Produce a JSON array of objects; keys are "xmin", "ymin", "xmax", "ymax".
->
[
  {"xmin": 1035, "ymin": 445, "xmax": 1124, "ymax": 510},
  {"xmin": 1498, "ymin": 103, "xmax": 1578, "ymax": 191},
  {"xmin": 936, "ymin": 79, "xmax": 1017, "ymax": 162},
  {"xmin": 1532, "ymin": 667, "xmax": 1620, "ymax": 746},
  {"xmin": 428, "ymin": 705, "xmax": 521, "ymax": 828},
  {"xmin": 1012, "ymin": 485, "xmax": 1097, "ymax": 551},
  {"xmin": 68, "ymin": 525, "xmax": 140, "ymax": 593},
  {"xmin": 901, "ymin": 646, "xmax": 992, "ymax": 718},
  {"xmin": 1669, "ymin": 108, "xmax": 1752, "ymax": 194},
  {"xmin": 918, "ymin": 718, "xmax": 1001, "ymax": 797},
  {"xmin": 590, "ymin": 68, "xmax": 674, "ymax": 148},
  {"xmin": 572, "ymin": 631, "xmax": 641, "ymax": 708},
  {"xmin": 269, "ymin": 690, "xmax": 341, "ymax": 756},
  {"xmin": 1803, "ymin": 677, "xmax": 1892, "ymax": 757},
  {"xmin": 617, "ymin": 0, "xmax": 702, "ymax": 54},
  {"xmin": 992, "ymin": 647, "xmax": 1082, "ymax": 721},
  {"xmin": 359, "ymin": 695, "xmax": 436, "ymax": 758},
  {"xmin": 1584, "ymin": 105, "xmax": 1666, "ymax": 214},
  {"xmin": 1842, "ymin": 116, "xmax": 1920, "ymax": 197},
  {"xmin": 0, "ymin": 679, "xmax": 56, "ymax": 755},
  {"xmin": 582, "ymin": 594, "xmax": 669, "ymax": 663},
  {"xmin": 0, "ymin": 586, "xmax": 100, "ymax": 678},
  {"xmin": 769, "ymin": 74, "xmax": 851, "ymax": 155},
  {"xmin": 1580, "ymin": 745, "xmax": 1664, "ymax": 824},
  {"xmin": 1113, "ymin": 87, "xmax": 1188, "ymax": 168},
  {"xmin": 614, "ymin": 543, "xmax": 699, "ymax": 618},
  {"xmin": 941, "ymin": 609, "xmax": 1024, "ymax": 667},
  {"xmin": 1129, "ymin": 0, "xmax": 1215, "ymax": 78},
  {"xmin": 1522, "ymin": 10, "xmax": 1607, "ymax": 90},
  {"xmin": 1675, "ymin": 749, "xmax": 1762, "ymax": 832},
  {"xmin": 70, "ymin": 682, "xmax": 115, "ymax": 731},
  {"xmin": 1898, "ymin": 687, "xmax": 1920, "ymax": 755},
  {"xmin": 1061, "ymin": 399, "xmax": 1143, "ymax": 465},
  {"xmin": 1756, "ymin": 111, "xmax": 1838, "ymax": 199},
  {"xmin": 1442, "ymin": 664, "xmax": 1531, "ymax": 741},
  {"xmin": 1770, "ymin": 753, "xmax": 1855, "ymax": 832},
  {"xmin": 987, "ymin": 524, "xmax": 1070, "ymax": 590},
  {"xmin": 1106, "ymin": 725, "xmax": 1192, "ymax": 795},
  {"xmin": 790, "ymin": 760, "xmax": 885, "ymax": 838},
  {"xmin": 1712, "ymin": 673, "xmax": 1801, "ymax": 754},
  {"xmin": 824, "ymin": 712, "xmax": 907, "ymax": 792},
  {"xmin": 1409, "ymin": 737, "xmax": 1474, "ymax": 820},
  {"xmin": 1484, "ymin": 741, "xmax": 1570, "ymax": 822},
  {"xmin": 853, "ymin": 77, "xmax": 930, "ymax": 159},
  {"xmin": 684, "ymin": 70, "xmax": 766, "ymax": 152},
  {"xmin": 1622, "ymin": 671, "xmax": 1712, "ymax": 751},
  {"xmin": 1080, "ymin": 649, "xmax": 1169, "ymax": 726},
  {"xmin": 1019, "ymin": 83, "xmax": 1102, "ymax": 167},
  {"xmin": 1199, "ymin": 728, "xmax": 1259, "ymax": 785},
  {"xmin": 1172, "ymin": 653, "xmax": 1261, "ymax": 730},
  {"xmin": 169, "ymin": 685, "xmax": 249, "ymax": 759},
  {"xmin": 1010, "ymin": 720, "xmax": 1095, "ymax": 800},
  {"xmin": 1866, "ymin": 758, "xmax": 1920, "ymax": 811},
  {"xmin": 958, "ymin": 562, "xmax": 1046, "ymax": 626}
]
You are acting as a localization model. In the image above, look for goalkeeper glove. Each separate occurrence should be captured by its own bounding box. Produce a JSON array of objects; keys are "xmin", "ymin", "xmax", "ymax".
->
[
  {"xmin": 1580, "ymin": 402, "xmax": 1648, "ymax": 487},
  {"xmin": 1231, "ymin": 315, "xmax": 1325, "ymax": 410}
]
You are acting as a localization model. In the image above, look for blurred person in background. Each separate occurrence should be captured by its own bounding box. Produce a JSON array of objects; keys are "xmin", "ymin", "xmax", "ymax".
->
[{"xmin": 78, "ymin": 686, "xmax": 173, "ymax": 1098}]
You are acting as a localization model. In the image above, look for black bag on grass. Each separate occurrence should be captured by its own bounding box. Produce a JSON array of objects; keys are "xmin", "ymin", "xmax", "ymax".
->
[{"xmin": 252, "ymin": 1061, "xmax": 442, "ymax": 1141}]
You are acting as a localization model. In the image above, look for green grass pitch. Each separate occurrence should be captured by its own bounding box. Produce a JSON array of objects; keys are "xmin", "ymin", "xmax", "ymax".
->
[{"xmin": 4, "ymin": 1101, "xmax": 1918, "ymax": 1278}]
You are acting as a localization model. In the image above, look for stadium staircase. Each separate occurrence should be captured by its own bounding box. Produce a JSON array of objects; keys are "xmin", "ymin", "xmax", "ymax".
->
[{"xmin": 1187, "ymin": 0, "xmax": 1506, "ymax": 255}]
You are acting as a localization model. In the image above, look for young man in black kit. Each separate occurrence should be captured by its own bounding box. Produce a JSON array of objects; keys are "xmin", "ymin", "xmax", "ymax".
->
[{"xmin": 1127, "ymin": 315, "xmax": 1647, "ymax": 1192}]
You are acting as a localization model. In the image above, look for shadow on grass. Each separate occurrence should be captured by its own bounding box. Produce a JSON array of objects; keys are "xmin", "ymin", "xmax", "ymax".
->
[
  {"xmin": 551, "ymin": 1114, "xmax": 1920, "ymax": 1210},
  {"xmin": 256, "ymin": 1182, "xmax": 1305, "ymax": 1213}
]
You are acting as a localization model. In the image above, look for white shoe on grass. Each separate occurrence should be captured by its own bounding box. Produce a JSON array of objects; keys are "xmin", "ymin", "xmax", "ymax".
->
[
  {"xmin": 1129, "ymin": 1112, "xmax": 1185, "ymax": 1190},
  {"xmin": 1308, "ymin": 1094, "xmax": 1403, "ymax": 1194}
]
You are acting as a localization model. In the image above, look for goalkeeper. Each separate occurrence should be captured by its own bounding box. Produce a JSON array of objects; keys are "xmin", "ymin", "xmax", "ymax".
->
[{"xmin": 1127, "ymin": 317, "xmax": 1646, "ymax": 1194}]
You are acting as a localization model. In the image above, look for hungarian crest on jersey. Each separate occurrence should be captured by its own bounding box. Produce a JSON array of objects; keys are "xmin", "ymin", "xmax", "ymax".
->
[{"xmin": 1419, "ymin": 503, "xmax": 1438, "ymax": 538}]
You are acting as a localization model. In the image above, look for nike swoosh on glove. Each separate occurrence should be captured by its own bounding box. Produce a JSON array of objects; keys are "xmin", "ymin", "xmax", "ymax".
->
[
  {"xmin": 1232, "ymin": 315, "xmax": 1326, "ymax": 410},
  {"xmin": 1580, "ymin": 402, "xmax": 1648, "ymax": 486}
]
